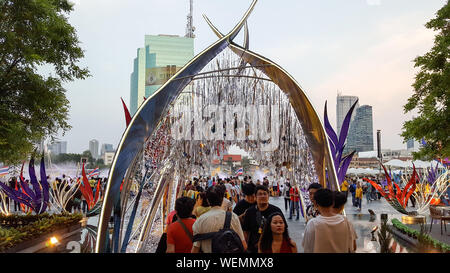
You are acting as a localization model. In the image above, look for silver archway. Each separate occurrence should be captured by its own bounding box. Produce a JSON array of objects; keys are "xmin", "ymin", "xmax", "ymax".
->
[{"xmin": 95, "ymin": 0, "xmax": 338, "ymax": 253}]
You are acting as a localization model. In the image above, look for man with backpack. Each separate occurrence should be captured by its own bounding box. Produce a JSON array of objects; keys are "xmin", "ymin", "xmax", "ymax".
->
[{"xmin": 191, "ymin": 185, "xmax": 247, "ymax": 253}]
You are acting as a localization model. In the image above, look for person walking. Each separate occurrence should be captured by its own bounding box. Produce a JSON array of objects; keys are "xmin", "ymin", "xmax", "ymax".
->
[
  {"xmin": 193, "ymin": 192, "xmax": 211, "ymax": 218},
  {"xmin": 258, "ymin": 212, "xmax": 297, "ymax": 253},
  {"xmin": 340, "ymin": 178, "xmax": 349, "ymax": 199},
  {"xmin": 191, "ymin": 185, "xmax": 246, "ymax": 253},
  {"xmin": 289, "ymin": 185, "xmax": 300, "ymax": 220},
  {"xmin": 233, "ymin": 182, "xmax": 256, "ymax": 223},
  {"xmin": 355, "ymin": 182, "xmax": 363, "ymax": 211},
  {"xmin": 166, "ymin": 197, "xmax": 196, "ymax": 253},
  {"xmin": 349, "ymin": 181, "xmax": 357, "ymax": 206},
  {"xmin": 302, "ymin": 189, "xmax": 356, "ymax": 253},
  {"xmin": 332, "ymin": 191, "xmax": 357, "ymax": 252},
  {"xmin": 282, "ymin": 183, "xmax": 291, "ymax": 212},
  {"xmin": 364, "ymin": 182, "xmax": 372, "ymax": 203},
  {"xmin": 306, "ymin": 183, "xmax": 322, "ymax": 218},
  {"xmin": 242, "ymin": 185, "xmax": 282, "ymax": 253}
]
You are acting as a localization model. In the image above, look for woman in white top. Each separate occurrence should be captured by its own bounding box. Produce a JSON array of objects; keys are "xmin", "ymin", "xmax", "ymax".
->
[{"xmin": 302, "ymin": 188, "xmax": 357, "ymax": 253}]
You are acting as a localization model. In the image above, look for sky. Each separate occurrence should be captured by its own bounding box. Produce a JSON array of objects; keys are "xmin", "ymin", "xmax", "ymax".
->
[{"xmin": 53, "ymin": 0, "xmax": 446, "ymax": 154}]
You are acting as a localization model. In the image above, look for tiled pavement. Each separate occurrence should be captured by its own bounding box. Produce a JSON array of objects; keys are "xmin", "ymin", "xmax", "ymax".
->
[{"xmin": 268, "ymin": 195, "xmax": 449, "ymax": 253}]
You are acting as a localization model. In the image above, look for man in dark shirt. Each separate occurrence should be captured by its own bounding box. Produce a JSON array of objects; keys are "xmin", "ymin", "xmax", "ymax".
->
[
  {"xmin": 242, "ymin": 185, "xmax": 282, "ymax": 253},
  {"xmin": 233, "ymin": 182, "xmax": 256, "ymax": 222}
]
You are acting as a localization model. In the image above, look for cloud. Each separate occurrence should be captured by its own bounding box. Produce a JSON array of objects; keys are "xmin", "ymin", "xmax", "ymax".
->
[
  {"xmin": 310, "ymin": 16, "xmax": 436, "ymax": 149},
  {"xmin": 366, "ymin": 0, "xmax": 382, "ymax": 6}
]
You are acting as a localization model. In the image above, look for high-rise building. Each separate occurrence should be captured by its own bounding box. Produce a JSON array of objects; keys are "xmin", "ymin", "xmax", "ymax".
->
[
  {"xmin": 100, "ymin": 143, "xmax": 114, "ymax": 156},
  {"xmin": 129, "ymin": 34, "xmax": 194, "ymax": 115},
  {"xmin": 346, "ymin": 105, "xmax": 374, "ymax": 153},
  {"xmin": 336, "ymin": 94, "xmax": 359, "ymax": 136},
  {"xmin": 47, "ymin": 141, "xmax": 67, "ymax": 156},
  {"xmin": 89, "ymin": 139, "xmax": 99, "ymax": 159}
]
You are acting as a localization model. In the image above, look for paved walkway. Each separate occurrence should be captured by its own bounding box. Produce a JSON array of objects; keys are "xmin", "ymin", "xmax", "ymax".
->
[{"xmin": 268, "ymin": 194, "xmax": 450, "ymax": 253}]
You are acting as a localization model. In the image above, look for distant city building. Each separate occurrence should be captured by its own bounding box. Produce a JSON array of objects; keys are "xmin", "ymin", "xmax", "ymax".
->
[
  {"xmin": 350, "ymin": 149, "xmax": 414, "ymax": 169},
  {"xmin": 406, "ymin": 138, "xmax": 421, "ymax": 152},
  {"xmin": 346, "ymin": 105, "xmax": 374, "ymax": 153},
  {"xmin": 89, "ymin": 139, "xmax": 99, "ymax": 159},
  {"xmin": 103, "ymin": 151, "xmax": 115, "ymax": 165},
  {"xmin": 100, "ymin": 143, "xmax": 114, "ymax": 156},
  {"xmin": 36, "ymin": 139, "xmax": 46, "ymax": 154},
  {"xmin": 336, "ymin": 94, "xmax": 359, "ymax": 136},
  {"xmin": 47, "ymin": 141, "xmax": 67, "ymax": 156},
  {"xmin": 129, "ymin": 34, "xmax": 194, "ymax": 115}
]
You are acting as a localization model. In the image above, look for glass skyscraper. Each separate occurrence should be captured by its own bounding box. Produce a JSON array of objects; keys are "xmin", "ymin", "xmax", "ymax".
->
[
  {"xmin": 89, "ymin": 139, "xmax": 99, "ymax": 159},
  {"xmin": 47, "ymin": 141, "xmax": 67, "ymax": 156},
  {"xmin": 346, "ymin": 105, "xmax": 374, "ymax": 153},
  {"xmin": 130, "ymin": 34, "xmax": 194, "ymax": 115},
  {"xmin": 336, "ymin": 94, "xmax": 359, "ymax": 136}
]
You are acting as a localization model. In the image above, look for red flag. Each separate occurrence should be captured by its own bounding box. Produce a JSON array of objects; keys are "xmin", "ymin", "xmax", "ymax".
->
[
  {"xmin": 81, "ymin": 163, "xmax": 94, "ymax": 210},
  {"xmin": 121, "ymin": 97, "xmax": 132, "ymax": 127},
  {"xmin": 94, "ymin": 179, "xmax": 101, "ymax": 204}
]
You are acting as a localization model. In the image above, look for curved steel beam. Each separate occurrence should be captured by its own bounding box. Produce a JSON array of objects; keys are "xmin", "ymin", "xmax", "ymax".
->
[
  {"xmin": 203, "ymin": 16, "xmax": 339, "ymax": 189},
  {"xmin": 95, "ymin": 0, "xmax": 259, "ymax": 253}
]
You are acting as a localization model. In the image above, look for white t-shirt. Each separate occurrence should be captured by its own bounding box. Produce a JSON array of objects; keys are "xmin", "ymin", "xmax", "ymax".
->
[
  {"xmin": 302, "ymin": 214, "xmax": 357, "ymax": 253},
  {"xmin": 224, "ymin": 183, "xmax": 233, "ymax": 194},
  {"xmin": 221, "ymin": 197, "xmax": 232, "ymax": 211}
]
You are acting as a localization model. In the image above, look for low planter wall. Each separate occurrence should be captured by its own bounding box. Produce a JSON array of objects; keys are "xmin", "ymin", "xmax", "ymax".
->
[
  {"xmin": 4, "ymin": 222, "xmax": 82, "ymax": 253},
  {"xmin": 389, "ymin": 218, "xmax": 450, "ymax": 253}
]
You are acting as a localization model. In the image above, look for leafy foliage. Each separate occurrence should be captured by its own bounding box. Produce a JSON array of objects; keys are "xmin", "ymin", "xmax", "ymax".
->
[
  {"xmin": 0, "ymin": 0, "xmax": 90, "ymax": 164},
  {"xmin": 402, "ymin": 1, "xmax": 450, "ymax": 160},
  {"xmin": 0, "ymin": 213, "xmax": 83, "ymax": 252}
]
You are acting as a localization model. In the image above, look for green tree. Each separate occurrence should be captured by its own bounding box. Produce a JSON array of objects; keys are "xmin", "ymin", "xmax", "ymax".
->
[
  {"xmin": 0, "ymin": 0, "xmax": 89, "ymax": 164},
  {"xmin": 82, "ymin": 150, "xmax": 95, "ymax": 168},
  {"xmin": 241, "ymin": 156, "xmax": 250, "ymax": 173},
  {"xmin": 402, "ymin": 1, "xmax": 450, "ymax": 160}
]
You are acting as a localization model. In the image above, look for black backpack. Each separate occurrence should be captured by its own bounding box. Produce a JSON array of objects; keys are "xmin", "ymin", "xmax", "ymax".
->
[{"xmin": 193, "ymin": 211, "xmax": 244, "ymax": 253}]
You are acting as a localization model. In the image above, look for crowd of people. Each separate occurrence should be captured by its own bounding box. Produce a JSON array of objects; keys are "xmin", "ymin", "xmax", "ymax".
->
[
  {"xmin": 338, "ymin": 175, "xmax": 435, "ymax": 211},
  {"xmin": 157, "ymin": 175, "xmax": 359, "ymax": 254}
]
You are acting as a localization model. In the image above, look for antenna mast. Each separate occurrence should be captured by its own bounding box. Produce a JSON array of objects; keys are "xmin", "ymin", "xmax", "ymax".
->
[{"xmin": 185, "ymin": 0, "xmax": 195, "ymax": 38}]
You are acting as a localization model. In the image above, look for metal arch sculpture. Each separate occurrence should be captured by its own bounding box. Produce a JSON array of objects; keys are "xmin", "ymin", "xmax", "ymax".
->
[
  {"xmin": 202, "ymin": 14, "xmax": 339, "ymax": 190},
  {"xmin": 95, "ymin": 0, "xmax": 339, "ymax": 252}
]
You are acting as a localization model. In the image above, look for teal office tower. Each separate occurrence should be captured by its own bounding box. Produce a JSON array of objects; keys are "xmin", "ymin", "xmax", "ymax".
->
[{"xmin": 130, "ymin": 34, "xmax": 194, "ymax": 115}]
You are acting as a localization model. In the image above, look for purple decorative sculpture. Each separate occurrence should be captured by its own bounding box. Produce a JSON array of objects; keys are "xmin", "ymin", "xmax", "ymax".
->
[
  {"xmin": 0, "ymin": 157, "xmax": 50, "ymax": 214},
  {"xmin": 324, "ymin": 100, "xmax": 358, "ymax": 185}
]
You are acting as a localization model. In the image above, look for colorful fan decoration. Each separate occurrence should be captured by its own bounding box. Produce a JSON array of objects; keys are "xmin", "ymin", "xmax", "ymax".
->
[
  {"xmin": 363, "ymin": 163, "xmax": 418, "ymax": 215},
  {"xmin": 0, "ymin": 157, "xmax": 50, "ymax": 214}
]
